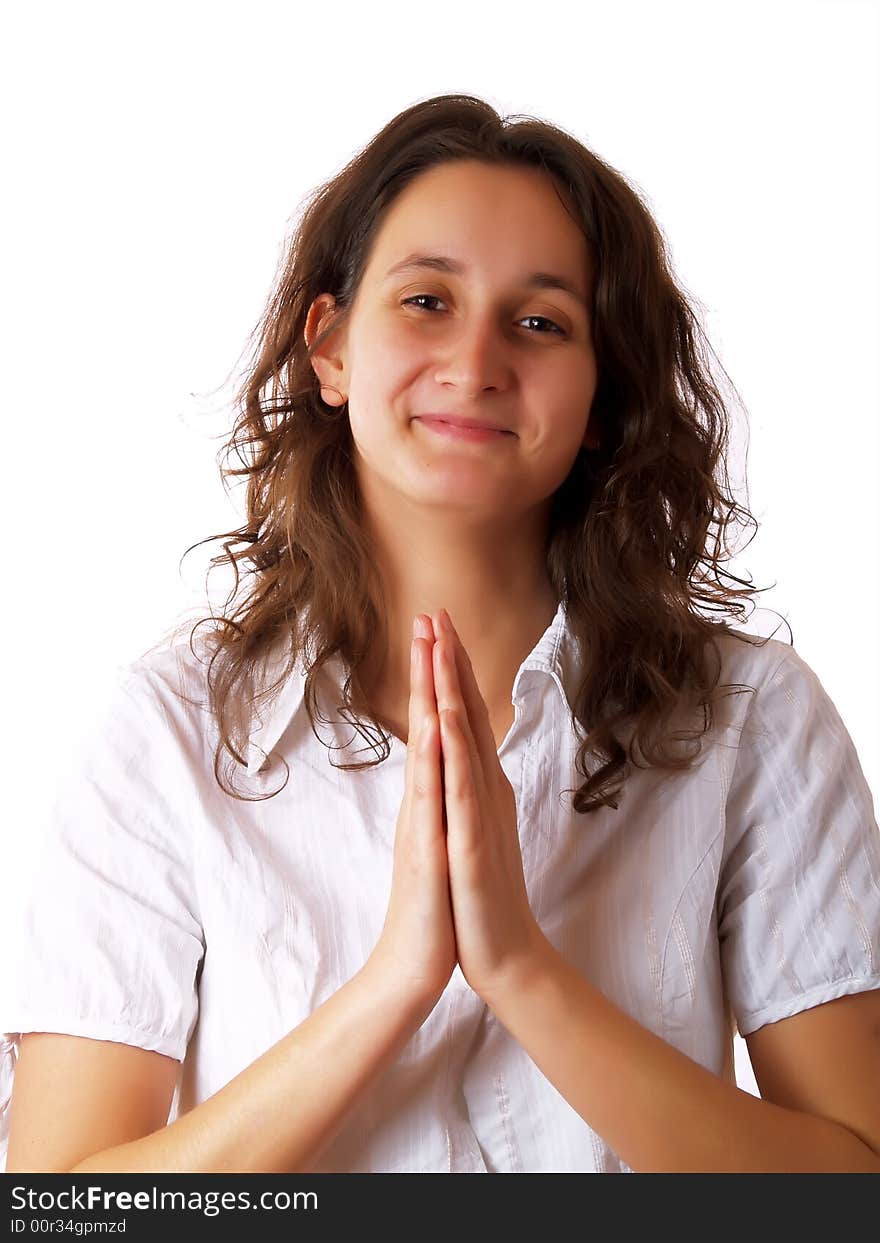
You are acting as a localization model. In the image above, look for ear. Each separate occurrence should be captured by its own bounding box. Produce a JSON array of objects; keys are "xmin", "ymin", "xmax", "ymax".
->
[{"xmin": 304, "ymin": 294, "xmax": 347, "ymax": 398}]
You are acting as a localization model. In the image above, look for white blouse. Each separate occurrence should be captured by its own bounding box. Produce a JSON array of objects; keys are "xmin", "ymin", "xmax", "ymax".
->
[{"xmin": 2, "ymin": 599, "xmax": 880, "ymax": 1173}]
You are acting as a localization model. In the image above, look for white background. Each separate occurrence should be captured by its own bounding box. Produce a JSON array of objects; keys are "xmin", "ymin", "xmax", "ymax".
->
[{"xmin": 1, "ymin": 0, "xmax": 877, "ymax": 1108}]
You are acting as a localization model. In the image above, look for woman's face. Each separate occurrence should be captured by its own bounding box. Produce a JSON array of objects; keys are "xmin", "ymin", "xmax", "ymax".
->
[{"xmin": 313, "ymin": 159, "xmax": 599, "ymax": 525}]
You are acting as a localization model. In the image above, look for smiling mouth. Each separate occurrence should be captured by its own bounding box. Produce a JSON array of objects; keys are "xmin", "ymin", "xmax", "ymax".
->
[{"xmin": 415, "ymin": 417, "xmax": 514, "ymax": 442}]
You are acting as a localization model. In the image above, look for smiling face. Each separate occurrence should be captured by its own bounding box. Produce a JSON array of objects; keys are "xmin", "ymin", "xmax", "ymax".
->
[{"xmin": 308, "ymin": 159, "xmax": 599, "ymax": 525}]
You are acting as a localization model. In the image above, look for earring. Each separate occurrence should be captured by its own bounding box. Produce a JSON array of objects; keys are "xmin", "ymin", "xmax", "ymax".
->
[{"xmin": 319, "ymin": 384, "xmax": 347, "ymax": 407}]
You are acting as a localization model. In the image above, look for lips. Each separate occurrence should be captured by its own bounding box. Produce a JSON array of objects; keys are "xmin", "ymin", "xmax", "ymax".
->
[
  {"xmin": 414, "ymin": 415, "xmax": 512, "ymax": 433},
  {"xmin": 415, "ymin": 417, "xmax": 513, "ymax": 443}
]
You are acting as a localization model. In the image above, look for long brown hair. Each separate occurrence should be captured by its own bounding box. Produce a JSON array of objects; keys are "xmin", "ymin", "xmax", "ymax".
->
[{"xmin": 148, "ymin": 92, "xmax": 787, "ymax": 811}]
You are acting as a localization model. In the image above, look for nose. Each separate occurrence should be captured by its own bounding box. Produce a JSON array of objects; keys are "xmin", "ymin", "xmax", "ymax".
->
[{"xmin": 432, "ymin": 315, "xmax": 510, "ymax": 395}]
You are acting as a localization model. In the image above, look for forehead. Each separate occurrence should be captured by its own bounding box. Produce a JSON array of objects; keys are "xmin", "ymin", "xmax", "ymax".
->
[{"xmin": 365, "ymin": 161, "xmax": 591, "ymax": 288}]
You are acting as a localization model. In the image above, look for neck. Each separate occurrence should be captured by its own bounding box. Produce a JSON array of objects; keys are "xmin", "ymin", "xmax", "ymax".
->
[
  {"xmin": 353, "ymin": 572, "xmax": 561, "ymax": 735},
  {"xmin": 350, "ymin": 479, "xmax": 560, "ymax": 735}
]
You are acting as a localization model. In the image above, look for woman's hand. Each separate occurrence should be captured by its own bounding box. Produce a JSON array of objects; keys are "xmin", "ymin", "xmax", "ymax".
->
[
  {"xmin": 370, "ymin": 615, "xmax": 458, "ymax": 1009},
  {"xmin": 430, "ymin": 607, "xmax": 549, "ymax": 1003}
]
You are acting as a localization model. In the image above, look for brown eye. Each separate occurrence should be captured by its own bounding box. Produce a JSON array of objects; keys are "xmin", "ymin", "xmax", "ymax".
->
[
  {"xmin": 400, "ymin": 295, "xmax": 566, "ymax": 336},
  {"xmin": 402, "ymin": 294, "xmax": 445, "ymax": 312},
  {"xmin": 519, "ymin": 314, "xmax": 565, "ymax": 336}
]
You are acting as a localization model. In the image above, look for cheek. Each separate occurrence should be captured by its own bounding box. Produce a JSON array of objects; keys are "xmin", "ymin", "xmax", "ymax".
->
[
  {"xmin": 516, "ymin": 414, "xmax": 588, "ymax": 493},
  {"xmin": 350, "ymin": 338, "xmax": 419, "ymax": 413},
  {"xmin": 537, "ymin": 446, "xmax": 585, "ymax": 498},
  {"xmin": 346, "ymin": 401, "xmax": 387, "ymax": 451},
  {"xmin": 362, "ymin": 317, "xmax": 421, "ymax": 367}
]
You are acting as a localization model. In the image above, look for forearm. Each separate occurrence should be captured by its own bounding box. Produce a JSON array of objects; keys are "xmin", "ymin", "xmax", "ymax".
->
[
  {"xmin": 486, "ymin": 941, "xmax": 880, "ymax": 1173},
  {"xmin": 69, "ymin": 959, "xmax": 430, "ymax": 1174}
]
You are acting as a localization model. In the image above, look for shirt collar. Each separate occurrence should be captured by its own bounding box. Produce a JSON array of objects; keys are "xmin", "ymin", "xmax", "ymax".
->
[{"xmin": 246, "ymin": 597, "xmax": 582, "ymax": 777}]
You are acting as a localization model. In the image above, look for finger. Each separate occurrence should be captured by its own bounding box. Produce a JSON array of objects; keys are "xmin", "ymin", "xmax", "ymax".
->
[
  {"xmin": 405, "ymin": 616, "xmax": 441, "ymax": 828},
  {"xmin": 436, "ymin": 609, "xmax": 500, "ymax": 783},
  {"xmin": 438, "ymin": 703, "xmax": 483, "ymax": 845},
  {"xmin": 433, "ymin": 633, "xmax": 491, "ymax": 817},
  {"xmin": 412, "ymin": 656, "xmax": 444, "ymax": 842},
  {"xmin": 411, "ymin": 615, "xmax": 437, "ymax": 743},
  {"xmin": 404, "ymin": 622, "xmax": 423, "ymax": 809},
  {"xmin": 433, "ymin": 619, "xmax": 492, "ymax": 798}
]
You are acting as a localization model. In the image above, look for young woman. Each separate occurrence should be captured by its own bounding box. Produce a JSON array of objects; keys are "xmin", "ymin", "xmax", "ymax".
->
[{"xmin": 3, "ymin": 94, "xmax": 879, "ymax": 1174}]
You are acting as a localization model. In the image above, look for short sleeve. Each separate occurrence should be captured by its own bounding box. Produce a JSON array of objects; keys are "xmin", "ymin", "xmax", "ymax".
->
[
  {"xmin": 717, "ymin": 644, "xmax": 880, "ymax": 1037},
  {"xmin": 0, "ymin": 661, "xmax": 205, "ymax": 1169}
]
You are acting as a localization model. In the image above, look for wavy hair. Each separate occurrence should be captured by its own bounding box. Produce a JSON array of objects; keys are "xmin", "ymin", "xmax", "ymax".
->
[{"xmin": 149, "ymin": 92, "xmax": 788, "ymax": 810}]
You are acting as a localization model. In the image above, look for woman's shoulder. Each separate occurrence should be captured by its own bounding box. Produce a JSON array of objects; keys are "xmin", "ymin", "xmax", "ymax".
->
[
  {"xmin": 122, "ymin": 624, "xmax": 218, "ymax": 702},
  {"xmin": 119, "ymin": 626, "xmax": 294, "ymax": 764},
  {"xmin": 709, "ymin": 627, "xmax": 805, "ymax": 692},
  {"xmin": 99, "ymin": 627, "xmax": 224, "ymax": 757}
]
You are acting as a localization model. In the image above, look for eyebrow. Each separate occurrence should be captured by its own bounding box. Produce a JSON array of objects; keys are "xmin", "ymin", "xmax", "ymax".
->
[{"xmin": 383, "ymin": 252, "xmax": 589, "ymax": 311}]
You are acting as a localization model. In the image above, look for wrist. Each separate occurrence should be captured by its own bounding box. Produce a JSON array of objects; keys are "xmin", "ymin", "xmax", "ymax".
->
[
  {"xmin": 359, "ymin": 950, "xmax": 444, "ymax": 1024},
  {"xmin": 479, "ymin": 927, "xmax": 561, "ymax": 1010}
]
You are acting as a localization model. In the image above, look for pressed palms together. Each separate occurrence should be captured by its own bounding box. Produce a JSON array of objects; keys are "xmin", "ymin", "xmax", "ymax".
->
[{"xmin": 374, "ymin": 608, "xmax": 548, "ymax": 1009}]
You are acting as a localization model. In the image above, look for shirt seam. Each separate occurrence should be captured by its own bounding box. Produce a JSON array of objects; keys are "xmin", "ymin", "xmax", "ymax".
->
[
  {"xmin": 1, "ymin": 1016, "xmax": 185, "ymax": 1062},
  {"xmin": 735, "ymin": 972, "xmax": 880, "ymax": 1036},
  {"xmin": 658, "ymin": 825, "xmax": 725, "ymax": 1008},
  {"xmin": 138, "ymin": 664, "xmax": 207, "ymax": 941}
]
